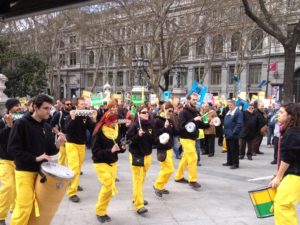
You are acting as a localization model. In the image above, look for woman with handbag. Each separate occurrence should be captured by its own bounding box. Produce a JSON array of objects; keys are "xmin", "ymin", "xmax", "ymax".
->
[
  {"xmin": 92, "ymin": 109, "xmax": 126, "ymax": 223},
  {"xmin": 126, "ymin": 105, "xmax": 153, "ymax": 215},
  {"xmin": 153, "ymin": 102, "xmax": 178, "ymax": 197},
  {"xmin": 269, "ymin": 103, "xmax": 300, "ymax": 225}
]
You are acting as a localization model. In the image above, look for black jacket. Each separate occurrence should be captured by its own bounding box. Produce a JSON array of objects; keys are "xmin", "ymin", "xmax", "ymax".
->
[
  {"xmin": 92, "ymin": 128, "xmax": 126, "ymax": 164},
  {"xmin": 239, "ymin": 111, "xmax": 260, "ymax": 140},
  {"xmin": 255, "ymin": 109, "xmax": 267, "ymax": 129},
  {"xmin": 280, "ymin": 127, "xmax": 300, "ymax": 177},
  {"xmin": 8, "ymin": 114, "xmax": 58, "ymax": 172},
  {"xmin": 50, "ymin": 109, "xmax": 70, "ymax": 133},
  {"xmin": 126, "ymin": 120, "xmax": 153, "ymax": 156},
  {"xmin": 65, "ymin": 115, "xmax": 95, "ymax": 144},
  {"xmin": 0, "ymin": 118, "xmax": 12, "ymax": 160},
  {"xmin": 178, "ymin": 106, "xmax": 210, "ymax": 140},
  {"xmin": 153, "ymin": 116, "xmax": 178, "ymax": 151}
]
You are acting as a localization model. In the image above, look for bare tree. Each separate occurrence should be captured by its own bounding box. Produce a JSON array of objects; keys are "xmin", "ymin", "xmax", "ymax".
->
[{"xmin": 242, "ymin": 0, "xmax": 300, "ymax": 102}]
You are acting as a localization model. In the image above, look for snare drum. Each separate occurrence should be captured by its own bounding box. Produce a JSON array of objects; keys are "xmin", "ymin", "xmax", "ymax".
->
[
  {"xmin": 248, "ymin": 186, "xmax": 276, "ymax": 218},
  {"xmin": 28, "ymin": 162, "xmax": 74, "ymax": 225}
]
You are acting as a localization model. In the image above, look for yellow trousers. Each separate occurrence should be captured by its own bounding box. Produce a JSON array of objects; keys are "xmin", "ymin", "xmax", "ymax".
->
[
  {"xmin": 154, "ymin": 149, "xmax": 174, "ymax": 190},
  {"xmin": 10, "ymin": 171, "xmax": 37, "ymax": 225},
  {"xmin": 175, "ymin": 139, "xmax": 197, "ymax": 182},
  {"xmin": 130, "ymin": 154, "xmax": 152, "ymax": 210},
  {"xmin": 274, "ymin": 174, "xmax": 300, "ymax": 225},
  {"xmin": 223, "ymin": 137, "xmax": 227, "ymax": 151},
  {"xmin": 58, "ymin": 145, "xmax": 67, "ymax": 166},
  {"xmin": 94, "ymin": 163, "xmax": 118, "ymax": 216},
  {"xmin": 0, "ymin": 160, "xmax": 16, "ymax": 220},
  {"xmin": 66, "ymin": 142, "xmax": 85, "ymax": 197}
]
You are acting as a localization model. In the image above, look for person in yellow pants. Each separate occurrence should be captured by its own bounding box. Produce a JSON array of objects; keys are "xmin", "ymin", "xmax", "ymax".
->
[
  {"xmin": 222, "ymin": 137, "xmax": 227, "ymax": 153},
  {"xmin": 0, "ymin": 98, "xmax": 23, "ymax": 225},
  {"xmin": 50, "ymin": 99, "xmax": 73, "ymax": 166},
  {"xmin": 65, "ymin": 97, "xmax": 96, "ymax": 203},
  {"xmin": 91, "ymin": 109, "xmax": 126, "ymax": 223},
  {"xmin": 7, "ymin": 94, "xmax": 62, "ymax": 225},
  {"xmin": 153, "ymin": 102, "xmax": 176, "ymax": 197},
  {"xmin": 126, "ymin": 105, "xmax": 154, "ymax": 215},
  {"xmin": 174, "ymin": 93, "xmax": 210, "ymax": 189},
  {"xmin": 269, "ymin": 103, "xmax": 300, "ymax": 225}
]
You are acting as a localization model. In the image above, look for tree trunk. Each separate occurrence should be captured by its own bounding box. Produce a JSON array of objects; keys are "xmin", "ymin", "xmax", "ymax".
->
[
  {"xmin": 283, "ymin": 45, "xmax": 296, "ymax": 103},
  {"xmin": 163, "ymin": 70, "xmax": 170, "ymax": 91}
]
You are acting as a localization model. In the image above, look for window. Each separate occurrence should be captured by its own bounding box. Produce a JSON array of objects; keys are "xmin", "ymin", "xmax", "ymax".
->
[
  {"xmin": 231, "ymin": 32, "xmax": 241, "ymax": 52},
  {"xmin": 89, "ymin": 51, "xmax": 94, "ymax": 65},
  {"xmin": 228, "ymin": 65, "xmax": 240, "ymax": 84},
  {"xmin": 213, "ymin": 35, "xmax": 223, "ymax": 53},
  {"xmin": 70, "ymin": 52, "xmax": 76, "ymax": 66},
  {"xmin": 251, "ymin": 29, "xmax": 263, "ymax": 51},
  {"xmin": 140, "ymin": 46, "xmax": 145, "ymax": 58},
  {"xmin": 180, "ymin": 72, "xmax": 188, "ymax": 86},
  {"xmin": 86, "ymin": 73, "xmax": 94, "ymax": 87},
  {"xmin": 180, "ymin": 41, "xmax": 189, "ymax": 57},
  {"xmin": 118, "ymin": 47, "xmax": 125, "ymax": 63},
  {"xmin": 127, "ymin": 71, "xmax": 134, "ymax": 86},
  {"xmin": 169, "ymin": 75, "xmax": 173, "ymax": 87},
  {"xmin": 59, "ymin": 54, "xmax": 65, "ymax": 66},
  {"xmin": 117, "ymin": 71, "xmax": 123, "ymax": 86},
  {"xmin": 196, "ymin": 37, "xmax": 205, "ymax": 56},
  {"xmin": 249, "ymin": 64, "xmax": 262, "ymax": 84},
  {"xmin": 194, "ymin": 67, "xmax": 204, "ymax": 83},
  {"xmin": 108, "ymin": 72, "xmax": 114, "ymax": 85},
  {"xmin": 97, "ymin": 72, "xmax": 103, "ymax": 86},
  {"xmin": 211, "ymin": 66, "xmax": 221, "ymax": 85},
  {"xmin": 99, "ymin": 52, "xmax": 104, "ymax": 65},
  {"xmin": 59, "ymin": 41, "xmax": 64, "ymax": 48},
  {"xmin": 70, "ymin": 35, "xmax": 76, "ymax": 44}
]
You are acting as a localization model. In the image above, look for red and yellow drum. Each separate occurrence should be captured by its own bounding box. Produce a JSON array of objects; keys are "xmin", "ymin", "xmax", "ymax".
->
[
  {"xmin": 248, "ymin": 186, "xmax": 276, "ymax": 218},
  {"xmin": 28, "ymin": 162, "xmax": 74, "ymax": 225}
]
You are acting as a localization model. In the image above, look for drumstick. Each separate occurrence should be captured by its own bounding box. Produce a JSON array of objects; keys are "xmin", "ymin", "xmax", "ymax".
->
[
  {"xmin": 137, "ymin": 112, "xmax": 142, "ymax": 131},
  {"xmin": 248, "ymin": 175, "xmax": 274, "ymax": 182}
]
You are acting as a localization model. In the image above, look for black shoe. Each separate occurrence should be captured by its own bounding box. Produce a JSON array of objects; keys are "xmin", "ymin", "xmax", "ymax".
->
[
  {"xmin": 153, "ymin": 186, "xmax": 163, "ymax": 197},
  {"xmin": 197, "ymin": 161, "xmax": 202, "ymax": 166},
  {"xmin": 132, "ymin": 200, "xmax": 148, "ymax": 205},
  {"xmin": 0, "ymin": 220, "xmax": 6, "ymax": 225},
  {"xmin": 137, "ymin": 207, "xmax": 148, "ymax": 215},
  {"xmin": 239, "ymin": 155, "xmax": 244, "ymax": 160},
  {"xmin": 202, "ymin": 152, "xmax": 209, "ymax": 155},
  {"xmin": 115, "ymin": 178, "xmax": 120, "ymax": 182},
  {"xmin": 69, "ymin": 195, "xmax": 80, "ymax": 203},
  {"xmin": 77, "ymin": 185, "xmax": 83, "ymax": 191},
  {"xmin": 208, "ymin": 154, "xmax": 214, "ymax": 157},
  {"xmin": 257, "ymin": 151, "xmax": 264, "ymax": 154},
  {"xmin": 222, "ymin": 163, "xmax": 231, "ymax": 166},
  {"xmin": 247, "ymin": 155, "xmax": 253, "ymax": 160},
  {"xmin": 270, "ymin": 160, "xmax": 277, "ymax": 165},
  {"xmin": 230, "ymin": 165, "xmax": 239, "ymax": 169},
  {"xmin": 189, "ymin": 182, "xmax": 201, "ymax": 189},
  {"xmin": 80, "ymin": 171, "xmax": 83, "ymax": 175},
  {"xmin": 252, "ymin": 153, "xmax": 256, "ymax": 156},
  {"xmin": 175, "ymin": 178, "xmax": 188, "ymax": 183},
  {"xmin": 96, "ymin": 215, "xmax": 111, "ymax": 223},
  {"xmin": 162, "ymin": 189, "xmax": 170, "ymax": 194}
]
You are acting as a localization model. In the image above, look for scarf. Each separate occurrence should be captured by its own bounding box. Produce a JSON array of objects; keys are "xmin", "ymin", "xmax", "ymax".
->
[
  {"xmin": 277, "ymin": 122, "xmax": 287, "ymax": 170},
  {"xmin": 102, "ymin": 124, "xmax": 119, "ymax": 142},
  {"xmin": 93, "ymin": 110, "xmax": 118, "ymax": 136}
]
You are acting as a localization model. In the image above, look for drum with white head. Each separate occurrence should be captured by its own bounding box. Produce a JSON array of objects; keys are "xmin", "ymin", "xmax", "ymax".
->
[
  {"xmin": 185, "ymin": 122, "xmax": 196, "ymax": 133},
  {"xmin": 159, "ymin": 133, "xmax": 170, "ymax": 144}
]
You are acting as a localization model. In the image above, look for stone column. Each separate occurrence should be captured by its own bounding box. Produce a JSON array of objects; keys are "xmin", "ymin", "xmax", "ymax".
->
[{"xmin": 0, "ymin": 74, "xmax": 8, "ymax": 114}]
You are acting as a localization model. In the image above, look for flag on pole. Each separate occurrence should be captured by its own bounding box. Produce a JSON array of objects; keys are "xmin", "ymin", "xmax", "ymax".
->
[{"xmin": 268, "ymin": 62, "xmax": 277, "ymax": 72}]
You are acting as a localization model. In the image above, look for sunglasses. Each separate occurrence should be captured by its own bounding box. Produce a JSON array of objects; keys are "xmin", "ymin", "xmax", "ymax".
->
[
  {"xmin": 167, "ymin": 110, "xmax": 174, "ymax": 113},
  {"xmin": 65, "ymin": 103, "xmax": 72, "ymax": 106},
  {"xmin": 140, "ymin": 111, "xmax": 149, "ymax": 115}
]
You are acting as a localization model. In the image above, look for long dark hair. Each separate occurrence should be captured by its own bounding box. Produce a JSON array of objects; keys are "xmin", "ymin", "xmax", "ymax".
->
[{"xmin": 282, "ymin": 103, "xmax": 300, "ymax": 130}]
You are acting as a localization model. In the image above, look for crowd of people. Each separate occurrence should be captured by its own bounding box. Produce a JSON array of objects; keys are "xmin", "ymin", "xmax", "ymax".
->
[{"xmin": 0, "ymin": 93, "xmax": 299, "ymax": 225}]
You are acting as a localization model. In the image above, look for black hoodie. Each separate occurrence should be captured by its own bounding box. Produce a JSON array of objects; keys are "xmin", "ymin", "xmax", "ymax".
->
[
  {"xmin": 0, "ymin": 118, "xmax": 13, "ymax": 160},
  {"xmin": 8, "ymin": 113, "xmax": 58, "ymax": 172}
]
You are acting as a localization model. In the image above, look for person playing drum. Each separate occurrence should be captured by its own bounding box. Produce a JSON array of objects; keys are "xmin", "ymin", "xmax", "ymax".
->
[
  {"xmin": 0, "ymin": 99, "xmax": 22, "ymax": 225},
  {"xmin": 269, "ymin": 103, "xmax": 300, "ymax": 225},
  {"xmin": 91, "ymin": 109, "xmax": 126, "ymax": 223},
  {"xmin": 7, "ymin": 94, "xmax": 63, "ymax": 225}
]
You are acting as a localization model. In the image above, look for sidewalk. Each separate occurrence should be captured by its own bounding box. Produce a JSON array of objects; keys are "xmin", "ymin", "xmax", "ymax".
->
[{"xmin": 8, "ymin": 139, "xmax": 299, "ymax": 225}]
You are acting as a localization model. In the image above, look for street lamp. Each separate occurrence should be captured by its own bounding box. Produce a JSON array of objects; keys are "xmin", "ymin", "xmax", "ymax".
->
[
  {"xmin": 172, "ymin": 65, "xmax": 187, "ymax": 88},
  {"xmin": 132, "ymin": 57, "xmax": 149, "ymax": 86}
]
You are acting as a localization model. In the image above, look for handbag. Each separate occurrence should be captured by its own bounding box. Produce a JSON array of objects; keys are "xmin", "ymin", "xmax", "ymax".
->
[
  {"xmin": 260, "ymin": 125, "xmax": 268, "ymax": 136},
  {"xmin": 132, "ymin": 154, "xmax": 144, "ymax": 166},
  {"xmin": 157, "ymin": 150, "xmax": 167, "ymax": 162}
]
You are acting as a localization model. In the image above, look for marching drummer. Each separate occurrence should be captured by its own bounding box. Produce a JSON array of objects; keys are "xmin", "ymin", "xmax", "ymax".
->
[
  {"xmin": 65, "ymin": 97, "xmax": 96, "ymax": 203},
  {"xmin": 7, "ymin": 94, "xmax": 63, "ymax": 225},
  {"xmin": 91, "ymin": 109, "xmax": 126, "ymax": 223},
  {"xmin": 152, "ymin": 102, "xmax": 178, "ymax": 197},
  {"xmin": 175, "ymin": 93, "xmax": 211, "ymax": 189},
  {"xmin": 0, "ymin": 99, "xmax": 22, "ymax": 225}
]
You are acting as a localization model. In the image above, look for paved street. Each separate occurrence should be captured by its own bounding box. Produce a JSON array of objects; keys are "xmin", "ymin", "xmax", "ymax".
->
[{"xmin": 6, "ymin": 138, "xmax": 300, "ymax": 225}]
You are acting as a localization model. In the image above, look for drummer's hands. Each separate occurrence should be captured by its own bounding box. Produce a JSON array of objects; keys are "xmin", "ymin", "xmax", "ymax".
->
[
  {"xmin": 4, "ymin": 113, "xmax": 13, "ymax": 128},
  {"xmin": 164, "ymin": 120, "xmax": 170, "ymax": 128},
  {"xmin": 138, "ymin": 130, "xmax": 145, "ymax": 136},
  {"xmin": 269, "ymin": 176, "xmax": 281, "ymax": 189},
  {"xmin": 92, "ymin": 111, "xmax": 97, "ymax": 122},
  {"xmin": 194, "ymin": 116, "xmax": 202, "ymax": 121},
  {"xmin": 56, "ymin": 132, "xmax": 66, "ymax": 148},
  {"xmin": 209, "ymin": 120, "xmax": 214, "ymax": 126},
  {"xmin": 111, "ymin": 144, "xmax": 120, "ymax": 153},
  {"xmin": 36, "ymin": 153, "xmax": 51, "ymax": 162},
  {"xmin": 70, "ymin": 111, "xmax": 76, "ymax": 120}
]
